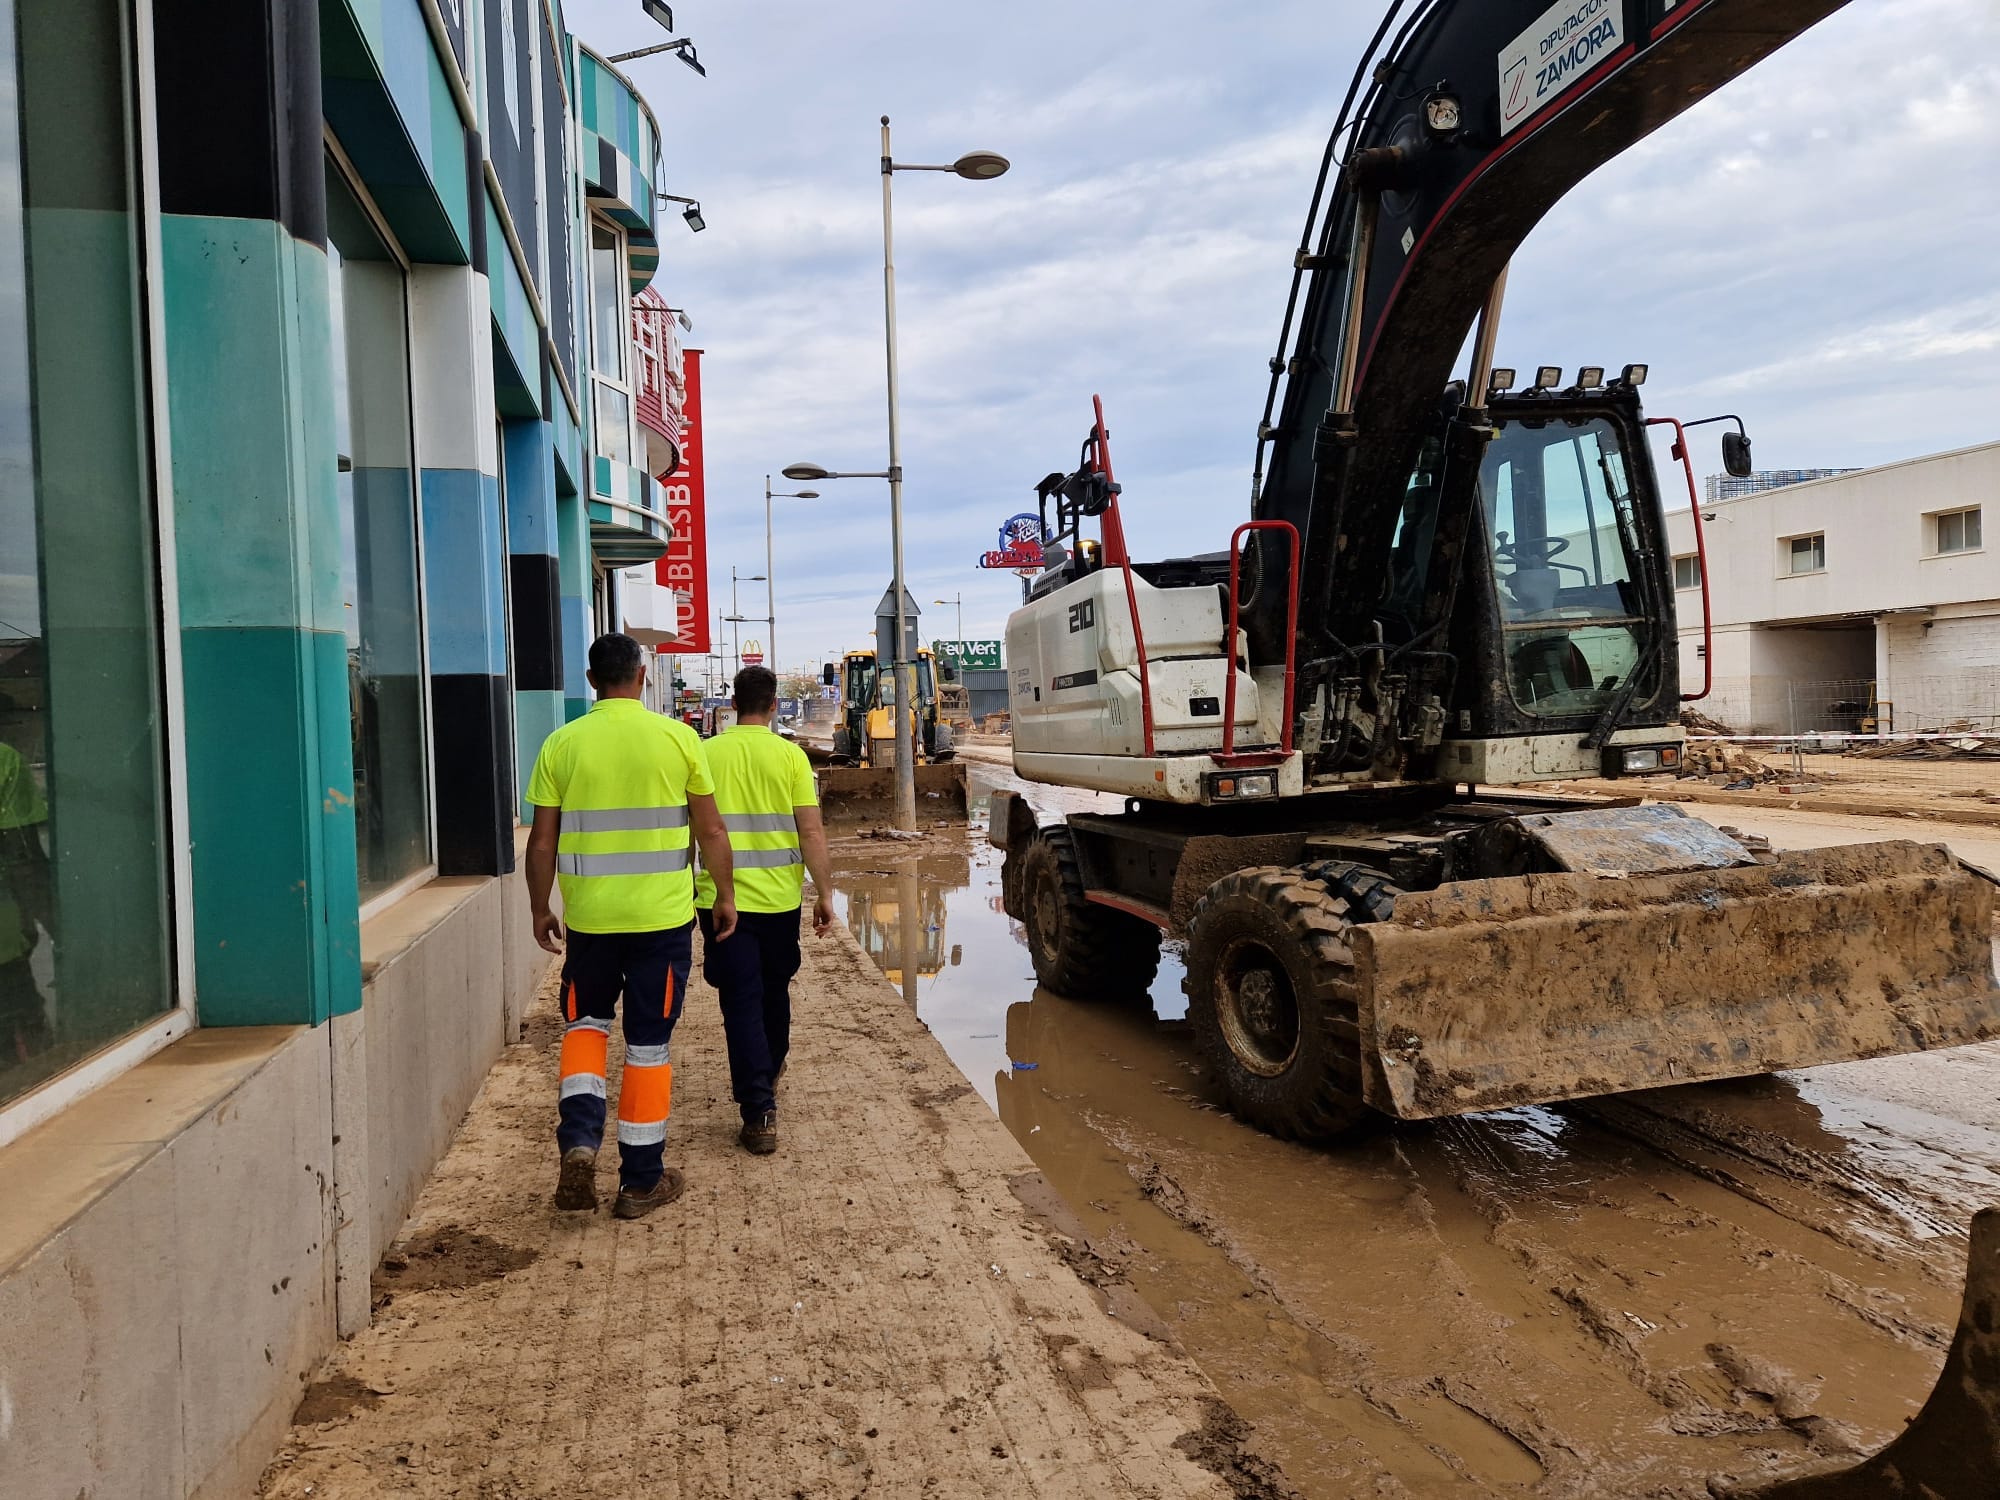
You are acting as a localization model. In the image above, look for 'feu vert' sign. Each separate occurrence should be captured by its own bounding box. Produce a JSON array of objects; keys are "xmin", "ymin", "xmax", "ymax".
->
[{"xmin": 933, "ymin": 639, "xmax": 1002, "ymax": 669}]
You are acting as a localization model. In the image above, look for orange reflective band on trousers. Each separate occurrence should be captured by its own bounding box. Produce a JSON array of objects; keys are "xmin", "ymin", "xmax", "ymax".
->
[
  {"xmin": 558, "ymin": 1021, "xmax": 610, "ymax": 1101},
  {"xmin": 617, "ymin": 1050, "xmax": 673, "ymax": 1147}
]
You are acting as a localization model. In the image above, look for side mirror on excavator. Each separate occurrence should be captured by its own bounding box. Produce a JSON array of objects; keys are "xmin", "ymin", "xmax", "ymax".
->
[
  {"xmin": 821, "ymin": 663, "xmax": 837, "ymax": 687},
  {"xmin": 1722, "ymin": 430, "xmax": 1754, "ymax": 478}
]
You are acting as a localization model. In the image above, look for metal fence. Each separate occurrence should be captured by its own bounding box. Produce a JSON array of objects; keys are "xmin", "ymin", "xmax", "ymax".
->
[{"xmin": 1694, "ymin": 676, "xmax": 2000, "ymax": 736}]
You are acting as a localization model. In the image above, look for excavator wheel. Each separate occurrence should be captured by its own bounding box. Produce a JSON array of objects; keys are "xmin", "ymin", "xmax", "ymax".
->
[
  {"xmin": 1184, "ymin": 866, "xmax": 1373, "ymax": 1144},
  {"xmin": 1017, "ymin": 826, "xmax": 1161, "ymax": 1000}
]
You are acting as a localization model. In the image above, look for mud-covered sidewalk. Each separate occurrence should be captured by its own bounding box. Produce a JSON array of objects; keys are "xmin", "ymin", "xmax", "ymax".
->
[{"xmin": 258, "ymin": 915, "xmax": 1284, "ymax": 1499}]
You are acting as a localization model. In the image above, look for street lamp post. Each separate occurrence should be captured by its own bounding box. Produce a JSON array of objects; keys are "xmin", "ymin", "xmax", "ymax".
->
[
  {"xmin": 933, "ymin": 594, "xmax": 963, "ymax": 646},
  {"xmin": 783, "ymin": 121, "xmax": 1008, "ymax": 830},
  {"xmin": 728, "ymin": 567, "xmax": 765, "ymax": 678},
  {"xmin": 764, "ymin": 475, "xmax": 819, "ymax": 673}
]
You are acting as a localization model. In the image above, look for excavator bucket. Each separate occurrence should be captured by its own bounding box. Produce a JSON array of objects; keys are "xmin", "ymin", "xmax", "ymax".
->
[
  {"xmin": 816, "ymin": 761, "xmax": 969, "ymax": 823},
  {"xmin": 1720, "ymin": 1204, "xmax": 2000, "ymax": 1498},
  {"xmin": 1351, "ymin": 839, "xmax": 2000, "ymax": 1119}
]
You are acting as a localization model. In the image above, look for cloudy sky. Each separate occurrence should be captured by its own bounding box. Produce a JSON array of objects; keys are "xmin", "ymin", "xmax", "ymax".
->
[{"xmin": 569, "ymin": 0, "xmax": 2000, "ymax": 677}]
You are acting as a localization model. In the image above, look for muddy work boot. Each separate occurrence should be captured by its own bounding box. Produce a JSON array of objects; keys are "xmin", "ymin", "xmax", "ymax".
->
[
  {"xmin": 739, "ymin": 1111, "xmax": 778, "ymax": 1156},
  {"xmin": 613, "ymin": 1167, "xmax": 688, "ymax": 1221},
  {"xmin": 554, "ymin": 1146, "xmax": 599, "ymax": 1212}
]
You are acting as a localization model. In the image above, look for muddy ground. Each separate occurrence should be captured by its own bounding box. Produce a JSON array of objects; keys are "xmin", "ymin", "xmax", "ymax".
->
[
  {"xmin": 826, "ymin": 750, "xmax": 2000, "ymax": 1497},
  {"xmin": 258, "ymin": 918, "xmax": 1258, "ymax": 1499}
]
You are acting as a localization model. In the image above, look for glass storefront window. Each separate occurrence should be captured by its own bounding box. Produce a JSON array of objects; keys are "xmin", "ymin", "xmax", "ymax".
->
[
  {"xmin": 326, "ymin": 160, "xmax": 432, "ymax": 901},
  {"xmin": 1, "ymin": 0, "xmax": 177, "ymax": 1108}
]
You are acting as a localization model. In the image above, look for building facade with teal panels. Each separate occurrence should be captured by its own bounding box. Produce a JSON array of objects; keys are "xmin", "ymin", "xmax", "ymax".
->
[{"xmin": 0, "ymin": 1, "xmax": 688, "ymax": 1493}]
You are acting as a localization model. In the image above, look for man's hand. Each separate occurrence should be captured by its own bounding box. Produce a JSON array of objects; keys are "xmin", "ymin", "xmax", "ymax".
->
[
  {"xmin": 710, "ymin": 896, "xmax": 739, "ymax": 943},
  {"xmin": 812, "ymin": 891, "xmax": 835, "ymax": 937},
  {"xmin": 533, "ymin": 908, "xmax": 565, "ymax": 953}
]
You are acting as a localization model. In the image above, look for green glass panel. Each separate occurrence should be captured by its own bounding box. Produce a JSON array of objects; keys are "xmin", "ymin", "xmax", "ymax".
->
[{"xmin": 0, "ymin": 0, "xmax": 176, "ymax": 1105}]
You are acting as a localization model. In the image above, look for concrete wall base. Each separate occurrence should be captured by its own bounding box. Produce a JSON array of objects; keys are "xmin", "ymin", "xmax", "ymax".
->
[{"xmin": 0, "ymin": 855, "xmax": 550, "ymax": 1499}]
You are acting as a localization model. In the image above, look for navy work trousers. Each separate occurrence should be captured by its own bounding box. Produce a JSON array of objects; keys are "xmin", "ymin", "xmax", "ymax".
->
[
  {"xmin": 556, "ymin": 923, "xmax": 691, "ymax": 1190},
  {"xmin": 696, "ymin": 906, "xmax": 802, "ymax": 1122}
]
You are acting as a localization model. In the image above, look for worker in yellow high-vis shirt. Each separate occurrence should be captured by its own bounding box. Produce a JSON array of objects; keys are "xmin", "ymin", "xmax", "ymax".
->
[
  {"xmin": 694, "ymin": 666, "xmax": 834, "ymax": 1156},
  {"xmin": 525, "ymin": 634, "xmax": 738, "ymax": 1220}
]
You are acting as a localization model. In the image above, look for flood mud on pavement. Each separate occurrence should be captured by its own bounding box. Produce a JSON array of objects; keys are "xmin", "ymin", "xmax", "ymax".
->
[{"xmin": 825, "ymin": 758, "xmax": 2000, "ymax": 1498}]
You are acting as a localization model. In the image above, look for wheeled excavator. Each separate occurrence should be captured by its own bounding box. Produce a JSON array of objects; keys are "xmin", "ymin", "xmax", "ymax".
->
[{"xmin": 992, "ymin": 0, "xmax": 2000, "ymax": 1143}]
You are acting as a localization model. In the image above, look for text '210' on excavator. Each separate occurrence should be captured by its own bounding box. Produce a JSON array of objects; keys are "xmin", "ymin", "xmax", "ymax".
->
[{"xmin": 991, "ymin": 0, "xmax": 2000, "ymax": 1144}]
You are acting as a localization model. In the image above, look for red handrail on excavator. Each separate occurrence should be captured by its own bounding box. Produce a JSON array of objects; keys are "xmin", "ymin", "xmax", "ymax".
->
[
  {"xmin": 1089, "ymin": 395, "xmax": 1158, "ymax": 756},
  {"xmin": 1647, "ymin": 416, "xmax": 1713, "ymax": 703},
  {"xmin": 1222, "ymin": 521, "xmax": 1301, "ymax": 759}
]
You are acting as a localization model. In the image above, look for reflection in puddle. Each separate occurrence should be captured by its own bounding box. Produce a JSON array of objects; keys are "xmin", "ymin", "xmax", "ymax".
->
[{"xmin": 826, "ymin": 770, "xmax": 1186, "ymax": 1106}]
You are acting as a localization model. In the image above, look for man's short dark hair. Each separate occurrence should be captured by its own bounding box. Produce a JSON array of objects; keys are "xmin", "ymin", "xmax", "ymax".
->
[
  {"xmin": 733, "ymin": 665, "xmax": 778, "ymax": 716},
  {"xmin": 589, "ymin": 632, "xmax": 645, "ymax": 687}
]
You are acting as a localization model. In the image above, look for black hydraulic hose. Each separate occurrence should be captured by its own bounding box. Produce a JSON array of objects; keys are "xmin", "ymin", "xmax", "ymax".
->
[
  {"xmin": 1252, "ymin": 0, "xmax": 1454, "ymax": 501},
  {"xmin": 1251, "ymin": 0, "xmax": 1411, "ymax": 497}
]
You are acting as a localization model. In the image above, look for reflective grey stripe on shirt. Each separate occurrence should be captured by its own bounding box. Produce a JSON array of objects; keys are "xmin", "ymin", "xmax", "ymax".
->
[
  {"xmin": 732, "ymin": 847, "xmax": 803, "ymax": 869},
  {"xmin": 722, "ymin": 811, "xmax": 798, "ymax": 834},
  {"xmin": 557, "ymin": 848, "xmax": 692, "ymax": 877},
  {"xmin": 564, "ymin": 805, "xmax": 689, "ymax": 834}
]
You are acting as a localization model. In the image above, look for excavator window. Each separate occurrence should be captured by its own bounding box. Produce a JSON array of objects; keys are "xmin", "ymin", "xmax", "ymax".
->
[
  {"xmin": 845, "ymin": 658, "xmax": 876, "ymax": 709},
  {"xmin": 1479, "ymin": 415, "xmax": 1651, "ymax": 718}
]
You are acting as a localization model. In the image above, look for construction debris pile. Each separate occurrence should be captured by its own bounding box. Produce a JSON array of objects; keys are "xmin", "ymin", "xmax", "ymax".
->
[
  {"xmin": 1677, "ymin": 743, "xmax": 1784, "ymax": 785},
  {"xmin": 1844, "ymin": 731, "xmax": 2000, "ymax": 762}
]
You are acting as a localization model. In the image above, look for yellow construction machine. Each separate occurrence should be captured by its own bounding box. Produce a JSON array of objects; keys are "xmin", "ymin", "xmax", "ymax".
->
[{"xmin": 817, "ymin": 647, "xmax": 969, "ymax": 819}]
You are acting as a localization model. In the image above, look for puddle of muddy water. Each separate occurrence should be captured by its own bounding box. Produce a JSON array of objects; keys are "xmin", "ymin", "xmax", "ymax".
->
[
  {"xmin": 824, "ymin": 758, "xmax": 1990, "ymax": 1498},
  {"xmin": 826, "ymin": 763, "xmax": 1186, "ymax": 1110}
]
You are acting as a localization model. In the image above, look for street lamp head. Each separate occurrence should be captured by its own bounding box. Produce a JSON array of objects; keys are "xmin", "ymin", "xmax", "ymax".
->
[
  {"xmin": 952, "ymin": 150, "xmax": 1010, "ymax": 181},
  {"xmin": 782, "ymin": 462, "xmax": 831, "ymax": 482},
  {"xmin": 794, "ymin": 490, "xmax": 820, "ymax": 499},
  {"xmin": 681, "ymin": 201, "xmax": 706, "ymax": 232}
]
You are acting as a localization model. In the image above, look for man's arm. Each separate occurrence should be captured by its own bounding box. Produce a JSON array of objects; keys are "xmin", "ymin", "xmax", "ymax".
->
[
  {"xmin": 526, "ymin": 804, "xmax": 563, "ymax": 952},
  {"xmin": 795, "ymin": 805, "xmax": 835, "ymax": 937},
  {"xmin": 689, "ymin": 792, "xmax": 737, "ymax": 941}
]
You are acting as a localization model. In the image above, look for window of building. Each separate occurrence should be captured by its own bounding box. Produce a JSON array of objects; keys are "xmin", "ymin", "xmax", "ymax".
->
[
  {"xmin": 588, "ymin": 217, "xmax": 634, "ymax": 466},
  {"xmin": 0, "ymin": 0, "xmax": 182, "ymax": 1125},
  {"xmin": 326, "ymin": 156, "xmax": 434, "ymax": 904},
  {"xmin": 1934, "ymin": 507, "xmax": 1982, "ymax": 556},
  {"xmin": 1672, "ymin": 554, "xmax": 1701, "ymax": 591},
  {"xmin": 1786, "ymin": 534, "xmax": 1825, "ymax": 575}
]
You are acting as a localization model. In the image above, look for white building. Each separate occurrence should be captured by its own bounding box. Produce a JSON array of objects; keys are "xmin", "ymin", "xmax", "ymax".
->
[{"xmin": 1665, "ymin": 440, "xmax": 2000, "ymax": 733}]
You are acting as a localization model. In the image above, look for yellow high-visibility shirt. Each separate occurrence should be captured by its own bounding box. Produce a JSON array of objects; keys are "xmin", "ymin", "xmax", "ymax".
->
[
  {"xmin": 695, "ymin": 724, "xmax": 818, "ymax": 914},
  {"xmin": 0, "ymin": 744, "xmax": 46, "ymax": 965},
  {"xmin": 525, "ymin": 699, "xmax": 713, "ymax": 932}
]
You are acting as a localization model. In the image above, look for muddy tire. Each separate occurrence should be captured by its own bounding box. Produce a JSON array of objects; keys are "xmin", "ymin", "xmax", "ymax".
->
[
  {"xmin": 1016, "ymin": 826, "xmax": 1161, "ymax": 1000},
  {"xmin": 1184, "ymin": 866, "xmax": 1372, "ymax": 1144}
]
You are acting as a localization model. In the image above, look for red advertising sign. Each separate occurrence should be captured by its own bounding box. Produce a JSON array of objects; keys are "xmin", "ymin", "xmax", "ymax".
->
[{"xmin": 654, "ymin": 348, "xmax": 710, "ymax": 654}]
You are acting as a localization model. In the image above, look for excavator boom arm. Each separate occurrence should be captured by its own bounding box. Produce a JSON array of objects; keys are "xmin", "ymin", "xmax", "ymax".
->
[{"xmin": 1253, "ymin": 0, "xmax": 1849, "ymax": 667}]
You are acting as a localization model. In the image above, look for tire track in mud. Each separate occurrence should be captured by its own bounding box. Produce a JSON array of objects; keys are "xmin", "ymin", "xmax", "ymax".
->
[
  {"xmin": 1009, "ymin": 1002, "xmax": 1982, "ymax": 1498},
  {"xmin": 866, "ymin": 767, "xmax": 1997, "ymax": 1494}
]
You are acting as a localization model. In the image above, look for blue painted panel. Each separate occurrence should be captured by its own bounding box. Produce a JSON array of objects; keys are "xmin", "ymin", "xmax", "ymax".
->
[
  {"xmin": 481, "ymin": 472, "xmax": 508, "ymax": 678},
  {"xmin": 502, "ymin": 418, "xmax": 558, "ymax": 556},
  {"xmin": 421, "ymin": 466, "xmax": 502, "ymax": 676}
]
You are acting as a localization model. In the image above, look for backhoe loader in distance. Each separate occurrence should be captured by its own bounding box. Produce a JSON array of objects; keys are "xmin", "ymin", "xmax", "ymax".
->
[
  {"xmin": 817, "ymin": 648, "xmax": 969, "ymax": 820},
  {"xmin": 991, "ymin": 0, "xmax": 2000, "ymax": 1143}
]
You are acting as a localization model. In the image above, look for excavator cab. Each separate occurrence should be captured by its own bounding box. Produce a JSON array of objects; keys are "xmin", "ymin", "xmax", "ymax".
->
[{"xmin": 1444, "ymin": 385, "xmax": 1679, "ymax": 771}]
